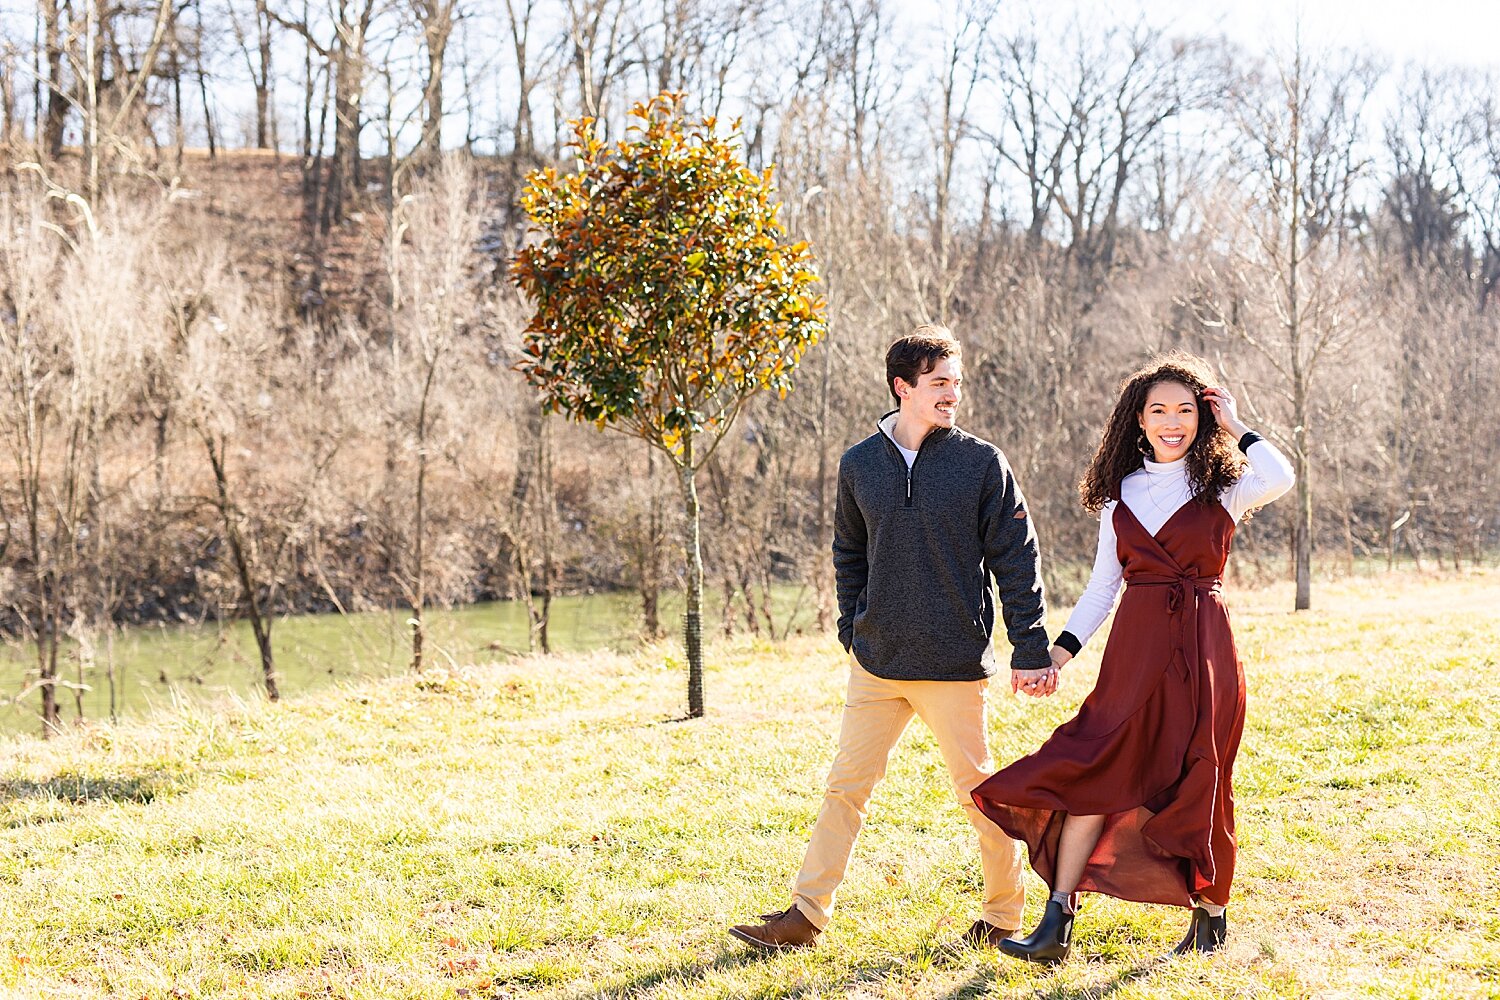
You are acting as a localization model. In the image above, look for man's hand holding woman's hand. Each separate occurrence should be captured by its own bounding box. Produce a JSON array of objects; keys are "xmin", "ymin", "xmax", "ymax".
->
[{"xmin": 1012, "ymin": 645, "xmax": 1072, "ymax": 697}]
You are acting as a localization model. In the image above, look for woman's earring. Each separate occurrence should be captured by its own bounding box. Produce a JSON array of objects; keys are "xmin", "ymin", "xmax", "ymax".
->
[{"xmin": 1138, "ymin": 430, "xmax": 1153, "ymax": 456}]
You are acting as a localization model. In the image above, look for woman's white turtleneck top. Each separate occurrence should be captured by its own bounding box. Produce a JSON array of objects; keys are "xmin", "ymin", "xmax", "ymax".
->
[{"xmin": 1057, "ymin": 437, "xmax": 1295, "ymax": 652}]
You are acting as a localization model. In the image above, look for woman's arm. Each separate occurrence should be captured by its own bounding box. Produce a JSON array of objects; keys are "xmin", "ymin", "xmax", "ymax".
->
[
  {"xmin": 1055, "ymin": 502, "xmax": 1125, "ymax": 656},
  {"xmin": 1222, "ymin": 435, "xmax": 1296, "ymax": 519},
  {"xmin": 1203, "ymin": 386, "xmax": 1295, "ymax": 520}
]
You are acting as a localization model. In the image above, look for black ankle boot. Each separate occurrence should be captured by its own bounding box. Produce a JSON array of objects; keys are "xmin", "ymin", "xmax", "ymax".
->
[
  {"xmin": 998, "ymin": 899, "xmax": 1074, "ymax": 965},
  {"xmin": 1172, "ymin": 906, "xmax": 1227, "ymax": 954}
]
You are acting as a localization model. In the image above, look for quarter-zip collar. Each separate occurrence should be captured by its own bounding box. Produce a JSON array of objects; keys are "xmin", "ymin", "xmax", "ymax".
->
[
  {"xmin": 876, "ymin": 409, "xmax": 954, "ymax": 451},
  {"xmin": 877, "ymin": 409, "xmax": 954, "ymax": 507}
]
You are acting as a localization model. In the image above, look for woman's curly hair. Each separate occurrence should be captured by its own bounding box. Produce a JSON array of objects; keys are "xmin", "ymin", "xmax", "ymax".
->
[{"xmin": 1079, "ymin": 352, "xmax": 1245, "ymax": 514}]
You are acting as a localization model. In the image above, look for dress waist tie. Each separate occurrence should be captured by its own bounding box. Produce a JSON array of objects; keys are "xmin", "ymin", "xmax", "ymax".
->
[{"xmin": 1125, "ymin": 573, "xmax": 1222, "ymax": 681}]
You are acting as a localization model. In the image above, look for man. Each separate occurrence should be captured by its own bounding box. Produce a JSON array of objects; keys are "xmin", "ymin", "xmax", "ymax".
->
[{"xmin": 729, "ymin": 326, "xmax": 1057, "ymax": 952}]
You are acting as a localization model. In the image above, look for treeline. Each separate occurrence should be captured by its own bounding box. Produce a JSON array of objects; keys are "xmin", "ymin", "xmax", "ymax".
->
[{"xmin": 2, "ymin": 1, "xmax": 1499, "ymax": 731}]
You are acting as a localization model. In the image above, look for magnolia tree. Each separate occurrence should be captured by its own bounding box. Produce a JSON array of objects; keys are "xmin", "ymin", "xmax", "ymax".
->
[{"xmin": 513, "ymin": 93, "xmax": 826, "ymax": 718}]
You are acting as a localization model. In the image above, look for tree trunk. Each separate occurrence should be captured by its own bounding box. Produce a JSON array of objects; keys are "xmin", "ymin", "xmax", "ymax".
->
[
  {"xmin": 677, "ymin": 445, "xmax": 705, "ymax": 719},
  {"xmin": 82, "ymin": 0, "xmax": 102, "ymax": 206},
  {"xmin": 255, "ymin": 0, "xmax": 272, "ymax": 148},
  {"xmin": 42, "ymin": 632, "xmax": 60, "ymax": 734},
  {"xmin": 813, "ymin": 338, "xmax": 832, "ymax": 632},
  {"xmin": 641, "ymin": 444, "xmax": 662, "ymax": 638},
  {"xmin": 106, "ymin": 628, "xmax": 117, "ymax": 723},
  {"xmin": 300, "ymin": 0, "xmax": 313, "ymax": 160},
  {"xmin": 1292, "ymin": 383, "xmax": 1312, "ymax": 611},
  {"xmin": 170, "ymin": 25, "xmax": 185, "ymax": 166},
  {"xmin": 195, "ymin": 0, "xmax": 217, "ymax": 158},
  {"xmin": 720, "ymin": 573, "xmax": 736, "ymax": 638},
  {"xmin": 411, "ymin": 361, "xmax": 438, "ymax": 672},
  {"xmin": 327, "ymin": 46, "xmax": 356, "ymax": 227},
  {"xmin": 421, "ymin": 13, "xmax": 449, "ymax": 157},
  {"xmin": 1, "ymin": 46, "xmax": 15, "ymax": 145},
  {"xmin": 41, "ymin": 0, "xmax": 66, "ymax": 157},
  {"xmin": 207, "ymin": 436, "xmax": 279, "ymax": 700},
  {"xmin": 307, "ymin": 39, "xmax": 332, "ymax": 228},
  {"xmin": 536, "ymin": 410, "xmax": 553, "ymax": 653},
  {"xmin": 74, "ymin": 641, "xmax": 86, "ymax": 719}
]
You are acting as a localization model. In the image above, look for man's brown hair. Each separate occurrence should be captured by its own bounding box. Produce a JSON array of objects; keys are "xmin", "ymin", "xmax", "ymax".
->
[{"xmin": 885, "ymin": 325, "xmax": 960, "ymax": 403}]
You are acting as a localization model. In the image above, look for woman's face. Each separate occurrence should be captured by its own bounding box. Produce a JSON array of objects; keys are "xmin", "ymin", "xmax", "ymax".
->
[{"xmin": 1138, "ymin": 381, "xmax": 1199, "ymax": 464}]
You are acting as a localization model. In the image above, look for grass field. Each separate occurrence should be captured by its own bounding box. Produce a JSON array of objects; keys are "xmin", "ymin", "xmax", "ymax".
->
[{"xmin": 1, "ymin": 570, "xmax": 1497, "ymax": 998}]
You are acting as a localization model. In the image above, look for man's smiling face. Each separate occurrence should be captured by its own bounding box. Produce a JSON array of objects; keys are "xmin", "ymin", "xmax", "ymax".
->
[{"xmin": 896, "ymin": 356, "xmax": 962, "ymax": 434}]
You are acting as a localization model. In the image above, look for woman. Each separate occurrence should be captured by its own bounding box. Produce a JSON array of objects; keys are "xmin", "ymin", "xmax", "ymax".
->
[{"xmin": 971, "ymin": 353, "xmax": 1294, "ymax": 963}]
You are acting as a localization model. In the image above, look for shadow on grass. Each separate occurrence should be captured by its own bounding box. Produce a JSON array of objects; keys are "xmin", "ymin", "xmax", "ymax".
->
[
  {"xmin": 538, "ymin": 938, "xmax": 1171, "ymax": 999},
  {"xmin": 1, "ymin": 768, "xmax": 189, "ymax": 808},
  {"xmin": 933, "ymin": 972, "xmax": 993, "ymax": 999},
  {"xmin": 1022, "ymin": 953, "xmax": 1172, "ymax": 1000},
  {"xmin": 553, "ymin": 947, "xmax": 761, "ymax": 998},
  {"xmin": 565, "ymin": 944, "xmax": 934, "ymax": 999}
]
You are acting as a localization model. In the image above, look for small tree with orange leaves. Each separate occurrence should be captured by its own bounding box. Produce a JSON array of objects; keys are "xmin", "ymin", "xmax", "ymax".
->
[{"xmin": 512, "ymin": 93, "xmax": 825, "ymax": 718}]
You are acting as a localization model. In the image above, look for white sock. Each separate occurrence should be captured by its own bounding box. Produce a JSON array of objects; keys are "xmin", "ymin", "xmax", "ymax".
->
[
  {"xmin": 1196, "ymin": 900, "xmax": 1226, "ymax": 918},
  {"xmin": 1049, "ymin": 890, "xmax": 1078, "ymax": 914}
]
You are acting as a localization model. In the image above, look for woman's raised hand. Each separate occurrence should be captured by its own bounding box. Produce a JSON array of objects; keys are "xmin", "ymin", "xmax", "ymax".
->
[{"xmin": 1202, "ymin": 386, "xmax": 1250, "ymax": 439}]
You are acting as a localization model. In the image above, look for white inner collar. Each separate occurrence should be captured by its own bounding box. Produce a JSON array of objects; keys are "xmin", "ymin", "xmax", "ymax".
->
[{"xmin": 1143, "ymin": 456, "xmax": 1187, "ymax": 474}]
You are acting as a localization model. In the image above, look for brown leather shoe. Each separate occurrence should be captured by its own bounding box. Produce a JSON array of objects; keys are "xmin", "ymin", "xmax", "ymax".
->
[
  {"xmin": 729, "ymin": 905, "xmax": 821, "ymax": 951},
  {"xmin": 960, "ymin": 918, "xmax": 1019, "ymax": 948}
]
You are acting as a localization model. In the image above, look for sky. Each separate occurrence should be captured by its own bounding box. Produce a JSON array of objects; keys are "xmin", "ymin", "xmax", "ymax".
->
[
  {"xmin": 889, "ymin": 0, "xmax": 1500, "ymax": 74},
  {"xmin": 1058, "ymin": 0, "xmax": 1500, "ymax": 70}
]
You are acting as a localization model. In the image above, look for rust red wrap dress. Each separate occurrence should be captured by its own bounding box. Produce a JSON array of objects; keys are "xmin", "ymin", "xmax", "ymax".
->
[{"xmin": 971, "ymin": 496, "xmax": 1251, "ymax": 908}]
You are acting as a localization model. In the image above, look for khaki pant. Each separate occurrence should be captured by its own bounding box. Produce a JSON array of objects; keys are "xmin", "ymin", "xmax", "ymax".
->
[{"xmin": 792, "ymin": 658, "xmax": 1025, "ymax": 930}]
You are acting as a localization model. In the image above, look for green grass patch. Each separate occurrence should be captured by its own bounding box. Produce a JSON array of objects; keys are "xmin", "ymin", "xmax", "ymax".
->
[{"xmin": 0, "ymin": 569, "xmax": 1497, "ymax": 997}]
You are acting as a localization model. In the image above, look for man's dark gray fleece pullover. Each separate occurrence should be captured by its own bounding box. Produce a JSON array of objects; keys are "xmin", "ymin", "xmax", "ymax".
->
[{"xmin": 833, "ymin": 412, "xmax": 1051, "ymax": 681}]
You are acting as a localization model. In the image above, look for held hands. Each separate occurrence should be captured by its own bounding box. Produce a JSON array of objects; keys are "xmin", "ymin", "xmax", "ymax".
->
[
  {"xmin": 1012, "ymin": 646, "xmax": 1072, "ymax": 698},
  {"xmin": 1201, "ymin": 386, "xmax": 1250, "ymax": 439}
]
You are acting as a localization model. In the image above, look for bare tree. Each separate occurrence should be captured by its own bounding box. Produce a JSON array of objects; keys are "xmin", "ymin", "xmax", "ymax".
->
[
  {"xmin": 1455, "ymin": 78, "xmax": 1500, "ymax": 311},
  {"xmin": 560, "ymin": 0, "xmax": 632, "ymax": 137},
  {"xmin": 923, "ymin": 0, "xmax": 993, "ymax": 280},
  {"xmin": 501, "ymin": 0, "xmax": 542, "ymax": 163},
  {"xmin": 225, "ymin": 0, "xmax": 278, "ymax": 148},
  {"xmin": 160, "ymin": 243, "xmax": 354, "ymax": 701},
  {"xmin": 828, "ymin": 0, "xmax": 899, "ymax": 173},
  {"xmin": 39, "ymin": 0, "xmax": 69, "ymax": 156},
  {"xmin": 1378, "ymin": 66, "xmax": 1469, "ymax": 271},
  {"xmin": 273, "ymin": 0, "xmax": 383, "ymax": 226},
  {"xmin": 0, "ymin": 39, "xmax": 19, "ymax": 146},
  {"xmin": 983, "ymin": 11, "xmax": 1215, "ymax": 271},
  {"xmin": 54, "ymin": 0, "xmax": 174, "ymax": 203},
  {"xmin": 383, "ymin": 154, "xmax": 486, "ymax": 670},
  {"xmin": 1186, "ymin": 37, "xmax": 1380, "ymax": 609},
  {"xmin": 405, "ymin": 0, "xmax": 460, "ymax": 157},
  {"xmin": 0, "ymin": 177, "xmax": 161, "ymax": 733}
]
